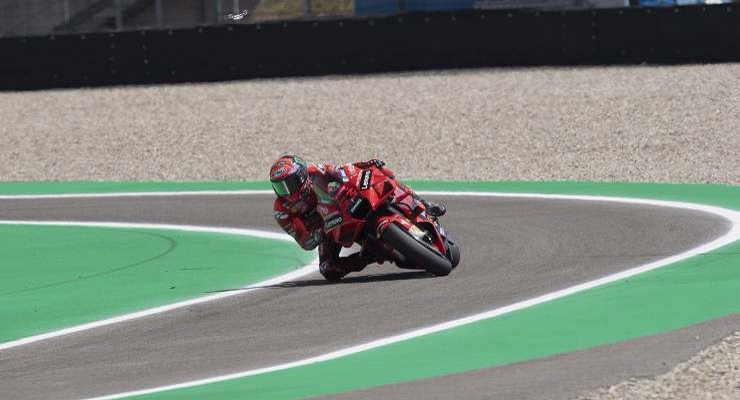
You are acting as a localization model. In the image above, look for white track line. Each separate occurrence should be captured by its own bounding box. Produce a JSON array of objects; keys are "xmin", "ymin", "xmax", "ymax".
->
[
  {"xmin": 2, "ymin": 190, "xmax": 740, "ymax": 400},
  {"xmin": 0, "ymin": 220, "xmax": 292, "ymax": 242},
  {"xmin": 0, "ymin": 190, "xmax": 271, "ymax": 200},
  {"xmin": 0, "ymin": 220, "xmax": 319, "ymax": 351}
]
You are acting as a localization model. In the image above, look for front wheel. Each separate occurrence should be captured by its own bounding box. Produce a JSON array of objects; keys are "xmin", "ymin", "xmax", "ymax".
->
[
  {"xmin": 381, "ymin": 223, "xmax": 453, "ymax": 277},
  {"xmin": 446, "ymin": 239, "xmax": 461, "ymax": 269}
]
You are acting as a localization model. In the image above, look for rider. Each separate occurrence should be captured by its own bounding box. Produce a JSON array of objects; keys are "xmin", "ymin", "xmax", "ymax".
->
[{"xmin": 269, "ymin": 154, "xmax": 446, "ymax": 280}]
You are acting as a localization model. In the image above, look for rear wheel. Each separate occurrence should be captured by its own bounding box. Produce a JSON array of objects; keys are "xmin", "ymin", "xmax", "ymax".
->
[{"xmin": 382, "ymin": 223, "xmax": 452, "ymax": 277}]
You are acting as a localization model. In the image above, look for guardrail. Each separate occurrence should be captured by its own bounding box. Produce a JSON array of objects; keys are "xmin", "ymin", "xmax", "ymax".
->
[{"xmin": 1, "ymin": 4, "xmax": 738, "ymax": 90}]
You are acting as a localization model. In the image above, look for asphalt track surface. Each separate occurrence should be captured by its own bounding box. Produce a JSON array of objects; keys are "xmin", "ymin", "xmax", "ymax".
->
[{"xmin": 0, "ymin": 193, "xmax": 734, "ymax": 400}]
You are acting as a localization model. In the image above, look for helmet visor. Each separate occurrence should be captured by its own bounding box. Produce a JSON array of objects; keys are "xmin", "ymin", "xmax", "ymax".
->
[
  {"xmin": 272, "ymin": 169, "xmax": 306, "ymax": 197},
  {"xmin": 272, "ymin": 180, "xmax": 291, "ymax": 197}
]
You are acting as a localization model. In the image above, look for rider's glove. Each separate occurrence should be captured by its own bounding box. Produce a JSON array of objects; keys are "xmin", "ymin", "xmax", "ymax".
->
[
  {"xmin": 301, "ymin": 229, "xmax": 323, "ymax": 250},
  {"xmin": 367, "ymin": 159, "xmax": 385, "ymax": 168},
  {"xmin": 303, "ymin": 209, "xmax": 324, "ymax": 231}
]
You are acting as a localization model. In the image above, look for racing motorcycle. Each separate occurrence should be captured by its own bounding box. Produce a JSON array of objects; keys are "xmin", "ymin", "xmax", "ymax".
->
[{"xmin": 318, "ymin": 165, "xmax": 460, "ymax": 280}]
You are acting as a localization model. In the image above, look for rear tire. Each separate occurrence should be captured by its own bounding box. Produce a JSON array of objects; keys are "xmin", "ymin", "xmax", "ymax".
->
[{"xmin": 382, "ymin": 223, "xmax": 453, "ymax": 277}]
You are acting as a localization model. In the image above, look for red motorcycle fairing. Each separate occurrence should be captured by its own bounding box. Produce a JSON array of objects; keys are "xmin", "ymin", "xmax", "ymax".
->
[
  {"xmin": 323, "ymin": 165, "xmax": 449, "ymax": 260},
  {"xmin": 376, "ymin": 210, "xmax": 448, "ymax": 257}
]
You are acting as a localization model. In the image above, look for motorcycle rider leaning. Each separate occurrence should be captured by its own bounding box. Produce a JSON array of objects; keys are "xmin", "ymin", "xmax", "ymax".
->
[{"xmin": 269, "ymin": 154, "xmax": 446, "ymax": 280}]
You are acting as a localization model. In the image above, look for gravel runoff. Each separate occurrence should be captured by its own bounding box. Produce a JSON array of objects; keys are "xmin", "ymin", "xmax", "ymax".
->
[
  {"xmin": 577, "ymin": 332, "xmax": 740, "ymax": 400},
  {"xmin": 0, "ymin": 64, "xmax": 738, "ymax": 183},
  {"xmin": 0, "ymin": 63, "xmax": 739, "ymax": 399}
]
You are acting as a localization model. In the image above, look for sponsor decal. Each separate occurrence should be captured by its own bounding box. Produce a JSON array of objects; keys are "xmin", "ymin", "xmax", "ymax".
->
[
  {"xmin": 359, "ymin": 170, "xmax": 372, "ymax": 190},
  {"xmin": 270, "ymin": 168, "xmax": 287, "ymax": 179},
  {"xmin": 349, "ymin": 198, "xmax": 363, "ymax": 215},
  {"xmin": 376, "ymin": 219, "xmax": 391, "ymax": 238},
  {"xmin": 273, "ymin": 211, "xmax": 289, "ymax": 220},
  {"xmin": 339, "ymin": 168, "xmax": 348, "ymax": 183},
  {"xmin": 327, "ymin": 181, "xmax": 341, "ymax": 197},
  {"xmin": 324, "ymin": 214, "xmax": 344, "ymax": 231}
]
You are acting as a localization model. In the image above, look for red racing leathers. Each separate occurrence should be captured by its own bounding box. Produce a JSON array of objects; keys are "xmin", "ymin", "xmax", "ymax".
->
[{"xmin": 273, "ymin": 160, "xmax": 394, "ymax": 275}]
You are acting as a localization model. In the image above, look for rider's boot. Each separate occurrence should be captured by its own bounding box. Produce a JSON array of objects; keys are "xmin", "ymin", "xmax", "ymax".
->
[
  {"xmin": 340, "ymin": 253, "xmax": 375, "ymax": 272},
  {"xmin": 412, "ymin": 194, "xmax": 446, "ymax": 217},
  {"xmin": 320, "ymin": 253, "xmax": 375, "ymax": 281},
  {"xmin": 420, "ymin": 199, "xmax": 446, "ymax": 217},
  {"xmin": 400, "ymin": 184, "xmax": 447, "ymax": 217}
]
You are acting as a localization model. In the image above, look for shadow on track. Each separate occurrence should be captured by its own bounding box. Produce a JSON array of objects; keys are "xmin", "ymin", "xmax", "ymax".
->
[{"xmin": 208, "ymin": 270, "xmax": 432, "ymax": 293}]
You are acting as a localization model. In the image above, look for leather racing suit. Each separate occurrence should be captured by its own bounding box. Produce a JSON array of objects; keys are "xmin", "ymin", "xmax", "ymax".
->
[{"xmin": 273, "ymin": 160, "xmax": 394, "ymax": 276}]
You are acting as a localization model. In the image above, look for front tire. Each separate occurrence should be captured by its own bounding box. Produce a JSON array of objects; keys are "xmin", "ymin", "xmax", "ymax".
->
[
  {"xmin": 446, "ymin": 239, "xmax": 461, "ymax": 269},
  {"xmin": 382, "ymin": 223, "xmax": 453, "ymax": 277}
]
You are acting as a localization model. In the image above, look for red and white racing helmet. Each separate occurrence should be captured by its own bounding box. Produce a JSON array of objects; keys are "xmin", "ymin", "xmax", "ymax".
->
[{"xmin": 269, "ymin": 154, "xmax": 310, "ymax": 200}]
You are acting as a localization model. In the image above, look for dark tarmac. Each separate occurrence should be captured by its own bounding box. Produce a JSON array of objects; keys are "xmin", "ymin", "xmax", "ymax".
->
[{"xmin": 0, "ymin": 193, "xmax": 733, "ymax": 400}]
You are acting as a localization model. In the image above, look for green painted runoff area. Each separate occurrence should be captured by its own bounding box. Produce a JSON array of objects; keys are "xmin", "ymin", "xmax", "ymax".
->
[
  {"xmin": 1, "ymin": 181, "xmax": 739, "ymax": 400},
  {"xmin": 136, "ymin": 241, "xmax": 740, "ymax": 400},
  {"xmin": 0, "ymin": 225, "xmax": 314, "ymax": 343}
]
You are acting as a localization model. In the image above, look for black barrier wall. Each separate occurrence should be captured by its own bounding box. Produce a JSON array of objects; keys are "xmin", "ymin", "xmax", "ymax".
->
[{"xmin": 2, "ymin": 5, "xmax": 740, "ymax": 90}]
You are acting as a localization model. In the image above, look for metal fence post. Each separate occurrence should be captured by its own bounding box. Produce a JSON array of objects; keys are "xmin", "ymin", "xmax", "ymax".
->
[
  {"xmin": 215, "ymin": 0, "xmax": 222, "ymax": 22},
  {"xmin": 155, "ymin": 0, "xmax": 164, "ymax": 27},
  {"xmin": 303, "ymin": 0, "xmax": 313, "ymax": 17},
  {"xmin": 63, "ymin": 0, "xmax": 71, "ymax": 22},
  {"xmin": 114, "ymin": 0, "xmax": 123, "ymax": 30}
]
